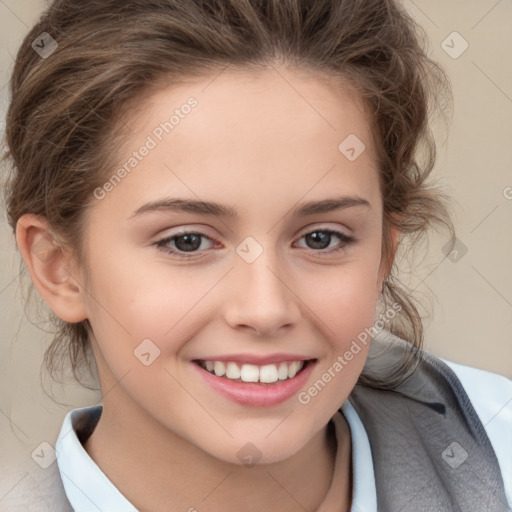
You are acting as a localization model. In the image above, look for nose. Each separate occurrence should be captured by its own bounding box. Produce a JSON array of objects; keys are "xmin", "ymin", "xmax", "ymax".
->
[{"xmin": 222, "ymin": 249, "xmax": 301, "ymax": 337}]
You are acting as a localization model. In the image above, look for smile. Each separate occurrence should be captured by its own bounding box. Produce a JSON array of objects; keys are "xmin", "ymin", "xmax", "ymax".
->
[
  {"xmin": 195, "ymin": 359, "xmax": 309, "ymax": 384},
  {"xmin": 192, "ymin": 358, "xmax": 317, "ymax": 407}
]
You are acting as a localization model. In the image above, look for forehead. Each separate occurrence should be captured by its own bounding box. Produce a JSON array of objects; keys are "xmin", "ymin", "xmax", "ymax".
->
[
  {"xmin": 136, "ymin": 66, "xmax": 374, "ymax": 155},
  {"xmin": 99, "ymin": 66, "xmax": 381, "ymax": 218}
]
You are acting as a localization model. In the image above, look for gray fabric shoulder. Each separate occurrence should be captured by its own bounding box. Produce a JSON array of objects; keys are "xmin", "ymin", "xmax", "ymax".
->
[{"xmin": 347, "ymin": 330, "xmax": 511, "ymax": 512}]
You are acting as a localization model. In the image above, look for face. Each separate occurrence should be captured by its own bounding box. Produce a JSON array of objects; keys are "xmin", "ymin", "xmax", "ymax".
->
[{"xmin": 77, "ymin": 66, "xmax": 391, "ymax": 465}]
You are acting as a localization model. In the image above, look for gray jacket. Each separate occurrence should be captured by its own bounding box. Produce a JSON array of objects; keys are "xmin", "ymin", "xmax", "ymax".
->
[{"xmin": 349, "ymin": 332, "xmax": 510, "ymax": 511}]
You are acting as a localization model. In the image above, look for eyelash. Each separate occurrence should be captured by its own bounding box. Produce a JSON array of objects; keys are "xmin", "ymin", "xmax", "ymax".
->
[{"xmin": 154, "ymin": 228, "xmax": 357, "ymax": 259}]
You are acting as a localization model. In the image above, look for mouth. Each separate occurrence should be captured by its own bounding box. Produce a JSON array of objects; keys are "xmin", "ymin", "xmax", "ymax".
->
[
  {"xmin": 191, "ymin": 358, "xmax": 317, "ymax": 407},
  {"xmin": 193, "ymin": 358, "xmax": 315, "ymax": 385},
  {"xmin": 194, "ymin": 359, "xmax": 314, "ymax": 384}
]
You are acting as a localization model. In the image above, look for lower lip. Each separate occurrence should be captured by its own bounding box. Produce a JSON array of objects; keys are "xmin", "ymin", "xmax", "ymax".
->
[{"xmin": 192, "ymin": 360, "xmax": 316, "ymax": 407}]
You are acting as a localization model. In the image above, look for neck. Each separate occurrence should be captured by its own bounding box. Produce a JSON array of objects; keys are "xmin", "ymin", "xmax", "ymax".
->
[{"xmin": 83, "ymin": 396, "xmax": 351, "ymax": 512}]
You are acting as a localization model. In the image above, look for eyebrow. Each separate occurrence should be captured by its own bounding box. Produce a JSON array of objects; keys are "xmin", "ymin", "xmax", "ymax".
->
[{"xmin": 130, "ymin": 195, "xmax": 371, "ymax": 219}]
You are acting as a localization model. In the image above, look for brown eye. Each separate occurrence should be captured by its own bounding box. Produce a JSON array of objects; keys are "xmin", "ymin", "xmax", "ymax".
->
[
  {"xmin": 154, "ymin": 231, "xmax": 217, "ymax": 257},
  {"xmin": 296, "ymin": 229, "xmax": 356, "ymax": 253},
  {"xmin": 172, "ymin": 233, "xmax": 203, "ymax": 252}
]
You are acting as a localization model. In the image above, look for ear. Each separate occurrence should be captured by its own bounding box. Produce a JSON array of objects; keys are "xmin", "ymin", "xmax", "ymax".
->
[
  {"xmin": 16, "ymin": 214, "xmax": 88, "ymax": 323},
  {"xmin": 377, "ymin": 224, "xmax": 400, "ymax": 292}
]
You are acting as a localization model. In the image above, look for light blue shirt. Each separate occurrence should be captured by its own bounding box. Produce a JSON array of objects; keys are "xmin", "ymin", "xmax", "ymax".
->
[{"xmin": 55, "ymin": 358, "xmax": 512, "ymax": 511}]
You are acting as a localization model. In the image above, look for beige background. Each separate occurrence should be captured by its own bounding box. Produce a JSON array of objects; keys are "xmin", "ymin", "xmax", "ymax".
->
[{"xmin": 0, "ymin": 0, "xmax": 511, "ymax": 504}]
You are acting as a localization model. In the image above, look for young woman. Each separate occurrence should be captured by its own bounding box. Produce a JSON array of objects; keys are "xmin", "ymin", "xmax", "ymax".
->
[{"xmin": 4, "ymin": 0, "xmax": 511, "ymax": 510}]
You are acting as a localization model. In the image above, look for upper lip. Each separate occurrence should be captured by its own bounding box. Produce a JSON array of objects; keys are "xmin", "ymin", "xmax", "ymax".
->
[{"xmin": 193, "ymin": 353, "xmax": 315, "ymax": 366}]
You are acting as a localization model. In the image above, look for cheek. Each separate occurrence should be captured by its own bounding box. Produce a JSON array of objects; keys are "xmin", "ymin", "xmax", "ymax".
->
[
  {"xmin": 84, "ymin": 253, "xmax": 213, "ymax": 357},
  {"xmin": 301, "ymin": 255, "xmax": 382, "ymax": 337},
  {"xmin": 295, "ymin": 260, "xmax": 380, "ymax": 409}
]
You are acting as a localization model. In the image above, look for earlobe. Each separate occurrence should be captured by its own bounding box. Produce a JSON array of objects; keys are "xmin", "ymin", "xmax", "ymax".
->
[
  {"xmin": 378, "ymin": 225, "xmax": 401, "ymax": 293},
  {"xmin": 389, "ymin": 225, "xmax": 400, "ymax": 262},
  {"xmin": 16, "ymin": 214, "xmax": 88, "ymax": 323}
]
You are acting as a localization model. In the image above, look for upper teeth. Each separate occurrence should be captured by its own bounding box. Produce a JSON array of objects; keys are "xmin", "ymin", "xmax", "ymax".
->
[{"xmin": 203, "ymin": 360, "xmax": 305, "ymax": 383}]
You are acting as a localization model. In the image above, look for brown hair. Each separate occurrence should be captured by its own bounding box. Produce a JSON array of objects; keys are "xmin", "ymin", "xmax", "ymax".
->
[{"xmin": 3, "ymin": 0, "xmax": 455, "ymax": 390}]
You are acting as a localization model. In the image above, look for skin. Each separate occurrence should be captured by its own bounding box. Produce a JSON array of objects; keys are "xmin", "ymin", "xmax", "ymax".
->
[{"xmin": 17, "ymin": 65, "xmax": 398, "ymax": 511}]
